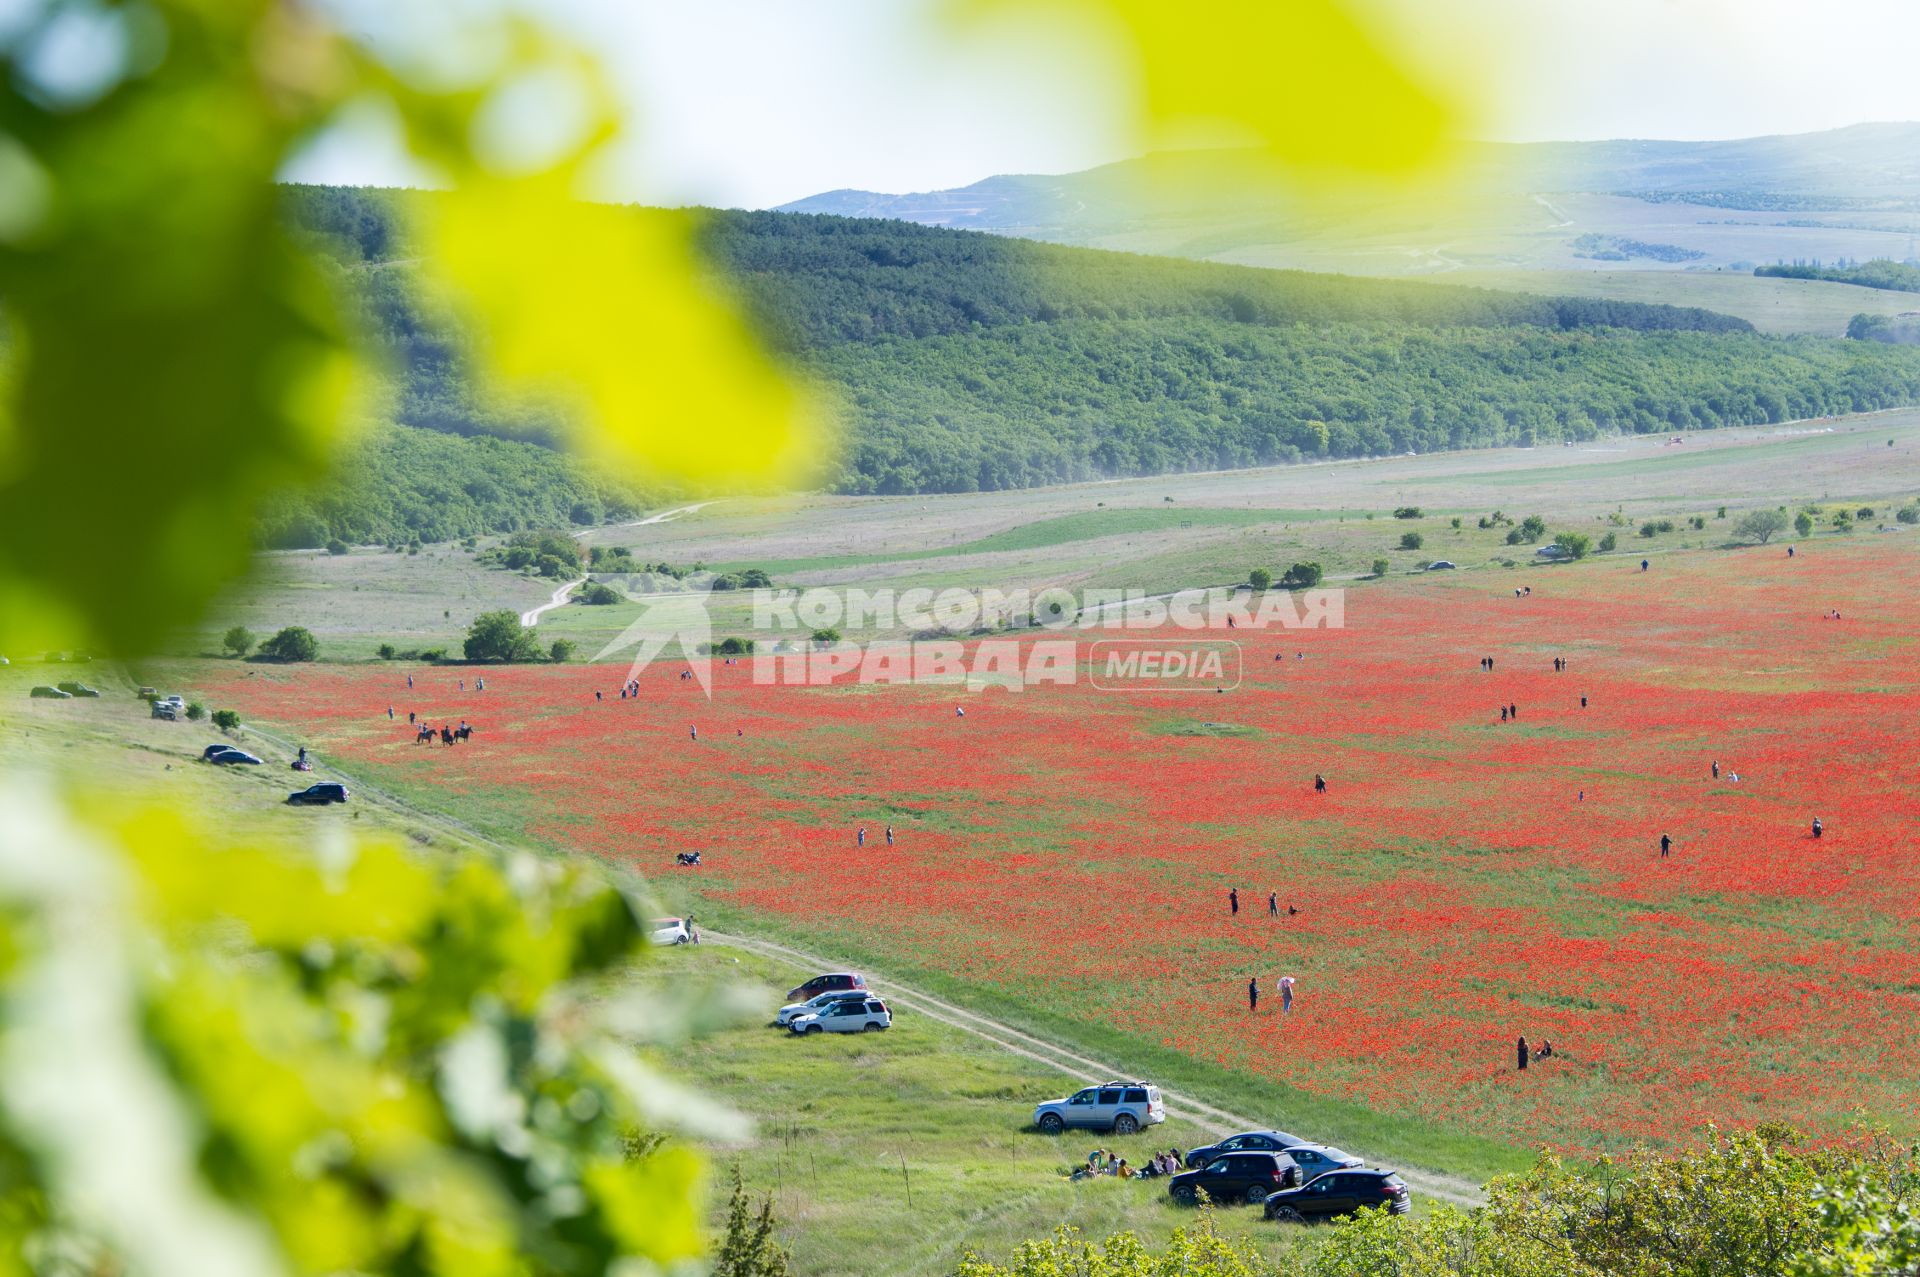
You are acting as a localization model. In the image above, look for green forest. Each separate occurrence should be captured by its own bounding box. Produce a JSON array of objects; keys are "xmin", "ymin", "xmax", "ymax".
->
[
  {"xmin": 1757, "ymin": 259, "xmax": 1920, "ymax": 292},
  {"xmin": 267, "ymin": 186, "xmax": 1920, "ymax": 532}
]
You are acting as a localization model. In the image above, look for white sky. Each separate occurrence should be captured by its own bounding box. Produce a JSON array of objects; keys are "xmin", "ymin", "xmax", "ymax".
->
[{"xmin": 289, "ymin": 0, "xmax": 1920, "ymax": 209}]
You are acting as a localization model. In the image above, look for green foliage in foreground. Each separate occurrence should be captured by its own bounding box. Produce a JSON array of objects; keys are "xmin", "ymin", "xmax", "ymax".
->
[
  {"xmin": 0, "ymin": 789, "xmax": 709, "ymax": 1276},
  {"xmin": 958, "ymin": 1127, "xmax": 1920, "ymax": 1277}
]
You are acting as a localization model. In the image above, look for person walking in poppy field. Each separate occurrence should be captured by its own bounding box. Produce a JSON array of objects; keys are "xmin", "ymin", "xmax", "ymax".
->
[
  {"xmin": 1247, "ymin": 977, "xmax": 1259, "ymax": 1012},
  {"xmin": 1229, "ymin": 888, "xmax": 1239, "ymax": 916},
  {"xmin": 1280, "ymin": 975, "xmax": 1295, "ymax": 1014},
  {"xmin": 1517, "ymin": 1035, "xmax": 1530, "ymax": 1071}
]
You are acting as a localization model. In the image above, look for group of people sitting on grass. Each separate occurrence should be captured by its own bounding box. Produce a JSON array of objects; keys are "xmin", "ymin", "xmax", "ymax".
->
[{"xmin": 1070, "ymin": 1148, "xmax": 1185, "ymax": 1181}]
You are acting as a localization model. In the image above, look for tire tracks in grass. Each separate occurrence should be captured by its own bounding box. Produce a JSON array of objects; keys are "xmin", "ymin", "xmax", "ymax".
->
[{"xmin": 705, "ymin": 929, "xmax": 1485, "ymax": 1208}]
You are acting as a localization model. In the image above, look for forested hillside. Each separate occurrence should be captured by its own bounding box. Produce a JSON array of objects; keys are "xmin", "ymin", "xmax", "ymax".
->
[
  {"xmin": 1758, "ymin": 259, "xmax": 1920, "ymax": 293},
  {"xmin": 272, "ymin": 186, "xmax": 1920, "ymax": 523}
]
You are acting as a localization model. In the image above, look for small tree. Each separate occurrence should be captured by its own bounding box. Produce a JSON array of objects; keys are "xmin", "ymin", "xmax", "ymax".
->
[
  {"xmin": 465, "ymin": 611, "xmax": 541, "ymax": 663},
  {"xmin": 1735, "ymin": 509, "xmax": 1789, "ymax": 544},
  {"xmin": 325, "ymin": 538, "xmax": 349, "ymax": 556},
  {"xmin": 1370, "ymin": 558, "xmax": 1390, "ymax": 577},
  {"xmin": 210, "ymin": 709, "xmax": 240, "ymax": 731},
  {"xmin": 711, "ymin": 1166, "xmax": 792, "ymax": 1277},
  {"xmin": 1518, "ymin": 514, "xmax": 1547, "ymax": 542},
  {"xmin": 258, "ymin": 626, "xmax": 318, "ymax": 662},
  {"xmin": 1598, "ymin": 531, "xmax": 1618, "ymax": 552},
  {"xmin": 1897, "ymin": 504, "xmax": 1919, "ymax": 525},
  {"xmin": 580, "ymin": 582, "xmax": 621, "ymax": 605},
  {"xmin": 376, "ymin": 643, "xmax": 397, "ymax": 660},
  {"xmin": 1247, "ymin": 567, "xmax": 1273, "ymax": 591},
  {"xmin": 549, "ymin": 639, "xmax": 576, "ymax": 663},
  {"xmin": 809, "ymin": 628, "xmax": 842, "ymax": 647},
  {"xmin": 1795, "ymin": 511, "xmax": 1815, "ymax": 537},
  {"xmin": 1398, "ymin": 532, "xmax": 1423, "ymax": 551},
  {"xmin": 222, "ymin": 625, "xmax": 255, "ymax": 658},
  {"xmin": 1281, "ymin": 562, "xmax": 1324, "ymax": 589},
  {"xmin": 185, "ymin": 702, "xmax": 206, "ymax": 721},
  {"xmin": 1554, "ymin": 532, "xmax": 1591, "ymax": 559},
  {"xmin": 1393, "ymin": 506, "xmax": 1422, "ymax": 519}
]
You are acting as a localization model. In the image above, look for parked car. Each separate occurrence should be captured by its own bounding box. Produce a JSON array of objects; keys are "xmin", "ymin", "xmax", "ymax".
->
[
  {"xmin": 287, "ymin": 783, "xmax": 350, "ymax": 806},
  {"xmin": 1184, "ymin": 1130, "xmax": 1310, "ymax": 1169},
  {"xmin": 1264, "ymin": 1169, "xmax": 1410, "ymax": 1222},
  {"xmin": 1275, "ymin": 1143, "xmax": 1365, "ymax": 1181},
  {"xmin": 1535, "ymin": 544, "xmax": 1571, "ymax": 561},
  {"xmin": 776, "ymin": 988, "xmax": 875, "ymax": 1027},
  {"xmin": 152, "ymin": 701, "xmax": 181, "ymax": 720},
  {"xmin": 56, "ymin": 681, "xmax": 101, "ymax": 697},
  {"xmin": 1169, "ymin": 1152, "xmax": 1299, "ymax": 1206},
  {"xmin": 649, "ymin": 918, "xmax": 691, "ymax": 946},
  {"xmin": 789, "ymin": 997, "xmax": 890, "ymax": 1034},
  {"xmin": 1425, "ymin": 560, "xmax": 1457, "ymax": 571},
  {"xmin": 29, "ymin": 685, "xmax": 72, "ymax": 699},
  {"xmin": 785, "ymin": 972, "xmax": 866, "ymax": 1002},
  {"xmin": 1032, "ymin": 1082, "xmax": 1165, "ymax": 1135},
  {"xmin": 206, "ymin": 748, "xmax": 262, "ymax": 766}
]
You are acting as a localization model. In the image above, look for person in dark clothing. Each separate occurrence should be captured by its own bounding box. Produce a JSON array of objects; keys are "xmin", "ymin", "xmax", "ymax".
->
[
  {"xmin": 1248, "ymin": 977, "xmax": 1259, "ymax": 1012},
  {"xmin": 1787, "ymin": 546, "xmax": 1795, "ymax": 558},
  {"xmin": 1517, "ymin": 1036, "xmax": 1530, "ymax": 1070},
  {"xmin": 1580, "ymin": 695, "xmax": 1588, "ymax": 708},
  {"xmin": 1268, "ymin": 892, "xmax": 1278, "ymax": 917},
  {"xmin": 1229, "ymin": 888, "xmax": 1239, "ymax": 916},
  {"xmin": 1314, "ymin": 773, "xmax": 1327, "ymax": 794},
  {"xmin": 1712, "ymin": 760, "xmax": 1720, "ymax": 779},
  {"xmin": 1501, "ymin": 706, "xmax": 1508, "ymax": 722},
  {"xmin": 1641, "ymin": 559, "xmax": 1649, "ymax": 571},
  {"xmin": 1509, "ymin": 703, "xmax": 1518, "ymax": 719},
  {"xmin": 1812, "ymin": 817, "xmax": 1823, "ymax": 839},
  {"xmin": 1660, "ymin": 833, "xmax": 1672, "ymax": 858}
]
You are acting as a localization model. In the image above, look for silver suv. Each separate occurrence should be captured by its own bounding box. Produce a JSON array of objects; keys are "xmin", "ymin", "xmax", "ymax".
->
[{"xmin": 1033, "ymin": 1081, "xmax": 1165, "ymax": 1135}]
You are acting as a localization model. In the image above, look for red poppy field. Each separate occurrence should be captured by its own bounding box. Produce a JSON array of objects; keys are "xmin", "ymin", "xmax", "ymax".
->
[{"xmin": 201, "ymin": 537, "xmax": 1920, "ymax": 1160}]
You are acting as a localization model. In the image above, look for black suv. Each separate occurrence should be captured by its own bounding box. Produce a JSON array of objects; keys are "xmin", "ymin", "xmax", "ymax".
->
[
  {"xmin": 1168, "ymin": 1152, "xmax": 1300, "ymax": 1206},
  {"xmin": 288, "ymin": 783, "xmax": 350, "ymax": 806},
  {"xmin": 1264, "ymin": 1169, "xmax": 1410, "ymax": 1221}
]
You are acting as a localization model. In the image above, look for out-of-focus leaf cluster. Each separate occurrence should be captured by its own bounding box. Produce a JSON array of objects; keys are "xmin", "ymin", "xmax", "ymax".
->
[
  {"xmin": 0, "ymin": 0, "xmax": 819, "ymax": 659},
  {"xmin": 0, "ymin": 778, "xmax": 711, "ymax": 1277}
]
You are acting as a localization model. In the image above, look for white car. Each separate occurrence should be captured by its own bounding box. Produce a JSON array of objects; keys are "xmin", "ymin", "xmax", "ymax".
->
[
  {"xmin": 649, "ymin": 917, "xmax": 691, "ymax": 946},
  {"xmin": 776, "ymin": 988, "xmax": 874, "ymax": 1027},
  {"xmin": 789, "ymin": 997, "xmax": 891, "ymax": 1034}
]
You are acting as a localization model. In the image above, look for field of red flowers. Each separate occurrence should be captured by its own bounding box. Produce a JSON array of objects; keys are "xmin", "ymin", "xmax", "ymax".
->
[{"xmin": 200, "ymin": 537, "xmax": 1920, "ymax": 1157}]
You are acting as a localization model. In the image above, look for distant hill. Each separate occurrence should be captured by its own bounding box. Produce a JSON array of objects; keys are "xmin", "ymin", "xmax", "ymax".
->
[
  {"xmin": 775, "ymin": 125, "xmax": 1920, "ymax": 279},
  {"xmin": 264, "ymin": 188, "xmax": 1920, "ymax": 517}
]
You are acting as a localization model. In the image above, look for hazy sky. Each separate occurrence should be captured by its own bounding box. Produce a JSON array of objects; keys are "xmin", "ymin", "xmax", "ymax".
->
[{"xmin": 293, "ymin": 0, "xmax": 1920, "ymax": 209}]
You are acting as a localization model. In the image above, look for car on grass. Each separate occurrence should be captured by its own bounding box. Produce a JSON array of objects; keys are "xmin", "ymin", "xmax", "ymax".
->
[
  {"xmin": 205, "ymin": 747, "xmax": 262, "ymax": 765},
  {"xmin": 1169, "ymin": 1152, "xmax": 1300, "ymax": 1205},
  {"xmin": 56, "ymin": 682, "xmax": 101, "ymax": 697},
  {"xmin": 788, "ymin": 997, "xmax": 890, "ymax": 1034},
  {"xmin": 287, "ymin": 783, "xmax": 350, "ymax": 806},
  {"xmin": 649, "ymin": 917, "xmax": 692, "ymax": 946},
  {"xmin": 1425, "ymin": 560, "xmax": 1457, "ymax": 571},
  {"xmin": 1274, "ymin": 1143, "xmax": 1365, "ymax": 1181},
  {"xmin": 1535, "ymin": 544, "xmax": 1571, "ymax": 561},
  {"xmin": 1264, "ymin": 1168, "xmax": 1410, "ymax": 1222},
  {"xmin": 776, "ymin": 988, "xmax": 875, "ymax": 1026},
  {"xmin": 29, "ymin": 685, "xmax": 72, "ymax": 699},
  {"xmin": 1032, "ymin": 1082, "xmax": 1165, "ymax": 1135},
  {"xmin": 786, "ymin": 972, "xmax": 866, "ymax": 1002},
  {"xmin": 1183, "ymin": 1129, "xmax": 1310, "ymax": 1170}
]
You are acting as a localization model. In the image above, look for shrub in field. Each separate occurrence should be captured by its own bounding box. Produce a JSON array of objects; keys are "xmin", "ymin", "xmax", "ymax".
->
[
  {"xmin": 185, "ymin": 702, "xmax": 205, "ymax": 721},
  {"xmin": 1248, "ymin": 567, "xmax": 1273, "ymax": 591},
  {"xmin": 1897, "ymin": 504, "xmax": 1920, "ymax": 524},
  {"xmin": 1796, "ymin": 511, "xmax": 1816, "ymax": 537},
  {"xmin": 1399, "ymin": 532, "xmax": 1424, "ymax": 551},
  {"xmin": 1281, "ymin": 562, "xmax": 1324, "ymax": 588},
  {"xmin": 1307, "ymin": 1126, "xmax": 1919, "ymax": 1277},
  {"xmin": 549, "ymin": 639, "xmax": 577, "ymax": 663},
  {"xmin": 957, "ymin": 1216, "xmax": 1264, "ymax": 1277},
  {"xmin": 257, "ymin": 626, "xmax": 318, "ymax": 663},
  {"xmin": 581, "ymin": 582, "xmax": 622, "ymax": 605},
  {"xmin": 376, "ymin": 643, "xmax": 397, "ymax": 660},
  {"xmin": 1640, "ymin": 519, "xmax": 1675, "ymax": 538},
  {"xmin": 1598, "ymin": 532, "xmax": 1617, "ymax": 552},
  {"xmin": 810, "ymin": 628, "xmax": 842, "ymax": 646},
  {"xmin": 210, "ymin": 709, "xmax": 240, "ymax": 731},
  {"xmin": 325, "ymin": 538, "xmax": 349, "ymax": 556},
  {"xmin": 715, "ymin": 636, "xmax": 755, "ymax": 656},
  {"xmin": 1393, "ymin": 506, "xmax": 1423, "ymax": 519},
  {"xmin": 1371, "ymin": 558, "xmax": 1390, "ymax": 577},
  {"xmin": 713, "ymin": 1166, "xmax": 794, "ymax": 1277},
  {"xmin": 221, "ymin": 626, "xmax": 254, "ymax": 658},
  {"xmin": 1553, "ymin": 532, "xmax": 1591, "ymax": 559},
  {"xmin": 1736, "ymin": 509, "xmax": 1790, "ymax": 543},
  {"xmin": 465, "ymin": 611, "xmax": 541, "ymax": 663}
]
